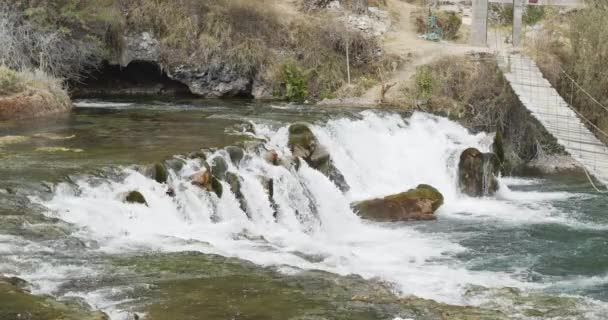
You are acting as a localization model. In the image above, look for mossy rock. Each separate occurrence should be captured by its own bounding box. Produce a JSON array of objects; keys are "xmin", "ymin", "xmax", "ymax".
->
[
  {"xmin": 111, "ymin": 252, "xmax": 506, "ymax": 320},
  {"xmin": 493, "ymin": 131, "xmax": 509, "ymax": 174},
  {"xmin": 153, "ymin": 162, "xmax": 168, "ymax": 184},
  {"xmin": 411, "ymin": 184, "xmax": 444, "ymax": 211},
  {"xmin": 125, "ymin": 191, "xmax": 148, "ymax": 206},
  {"xmin": 288, "ymin": 122, "xmax": 316, "ymax": 159},
  {"xmin": 211, "ymin": 177, "xmax": 223, "ymax": 198},
  {"xmin": 353, "ymin": 184, "xmax": 444, "ymax": 222},
  {"xmin": 225, "ymin": 146, "xmax": 245, "ymax": 165},
  {"xmin": 458, "ymin": 148, "xmax": 500, "ymax": 197},
  {"xmin": 187, "ymin": 150, "xmax": 207, "ymax": 160},
  {"xmin": 0, "ymin": 277, "xmax": 108, "ymax": 320},
  {"xmin": 226, "ymin": 172, "xmax": 247, "ymax": 215},
  {"xmin": 288, "ymin": 122, "xmax": 349, "ymax": 192},
  {"xmin": 211, "ymin": 156, "xmax": 229, "ymax": 180}
]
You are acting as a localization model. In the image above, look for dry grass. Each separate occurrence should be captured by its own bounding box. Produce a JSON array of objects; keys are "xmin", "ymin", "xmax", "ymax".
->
[
  {"xmin": 122, "ymin": 0, "xmax": 391, "ymax": 100},
  {"xmin": 0, "ymin": 65, "xmax": 70, "ymax": 110},
  {"xmin": 526, "ymin": 4, "xmax": 608, "ymax": 144},
  {"xmin": 414, "ymin": 10, "xmax": 463, "ymax": 40}
]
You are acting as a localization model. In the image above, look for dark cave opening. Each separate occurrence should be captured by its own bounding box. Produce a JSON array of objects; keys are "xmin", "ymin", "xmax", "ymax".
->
[{"xmin": 72, "ymin": 60, "xmax": 193, "ymax": 97}]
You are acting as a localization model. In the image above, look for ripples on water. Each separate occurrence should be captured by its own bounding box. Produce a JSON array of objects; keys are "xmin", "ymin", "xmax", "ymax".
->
[{"xmin": 1, "ymin": 99, "xmax": 607, "ymax": 319}]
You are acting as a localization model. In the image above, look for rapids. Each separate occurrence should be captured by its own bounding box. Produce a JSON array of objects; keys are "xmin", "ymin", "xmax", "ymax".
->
[{"xmin": 1, "ymin": 101, "xmax": 607, "ymax": 319}]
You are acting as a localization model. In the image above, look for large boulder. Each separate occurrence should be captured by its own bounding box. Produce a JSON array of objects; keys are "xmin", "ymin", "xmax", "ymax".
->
[
  {"xmin": 353, "ymin": 184, "xmax": 444, "ymax": 222},
  {"xmin": 458, "ymin": 148, "xmax": 500, "ymax": 197},
  {"xmin": 167, "ymin": 65, "xmax": 252, "ymax": 98},
  {"xmin": 288, "ymin": 123, "xmax": 349, "ymax": 192}
]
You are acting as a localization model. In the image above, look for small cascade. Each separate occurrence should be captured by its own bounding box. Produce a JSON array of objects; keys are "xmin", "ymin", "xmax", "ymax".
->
[
  {"xmin": 481, "ymin": 153, "xmax": 500, "ymax": 196},
  {"xmin": 40, "ymin": 111, "xmax": 529, "ymax": 305}
]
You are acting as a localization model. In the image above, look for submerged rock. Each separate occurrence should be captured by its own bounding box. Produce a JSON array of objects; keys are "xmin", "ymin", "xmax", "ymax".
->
[
  {"xmin": 288, "ymin": 123, "xmax": 349, "ymax": 192},
  {"xmin": 353, "ymin": 184, "xmax": 444, "ymax": 221},
  {"xmin": 458, "ymin": 148, "xmax": 500, "ymax": 197},
  {"xmin": 113, "ymin": 252, "xmax": 506, "ymax": 320},
  {"xmin": 125, "ymin": 191, "xmax": 148, "ymax": 206},
  {"xmin": 0, "ymin": 276, "xmax": 108, "ymax": 320}
]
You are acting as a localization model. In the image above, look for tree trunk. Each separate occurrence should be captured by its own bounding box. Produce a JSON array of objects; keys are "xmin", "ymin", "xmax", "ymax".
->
[{"xmin": 351, "ymin": 0, "xmax": 368, "ymax": 14}]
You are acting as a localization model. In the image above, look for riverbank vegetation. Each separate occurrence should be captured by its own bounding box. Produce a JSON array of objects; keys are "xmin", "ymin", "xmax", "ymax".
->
[
  {"xmin": 407, "ymin": 55, "xmax": 563, "ymax": 172},
  {"xmin": 0, "ymin": 4, "xmax": 74, "ymax": 119},
  {"xmin": 0, "ymin": 0, "xmax": 397, "ymax": 102},
  {"xmin": 526, "ymin": 1, "xmax": 608, "ymax": 144}
]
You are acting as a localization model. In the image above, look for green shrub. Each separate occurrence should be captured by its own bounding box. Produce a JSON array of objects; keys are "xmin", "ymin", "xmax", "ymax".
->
[
  {"xmin": 0, "ymin": 66, "xmax": 25, "ymax": 96},
  {"xmin": 524, "ymin": 6, "xmax": 545, "ymax": 25},
  {"xmin": 415, "ymin": 10, "xmax": 462, "ymax": 40},
  {"xmin": 415, "ymin": 65, "xmax": 434, "ymax": 101},
  {"xmin": 490, "ymin": 4, "xmax": 545, "ymax": 26},
  {"xmin": 436, "ymin": 11, "xmax": 462, "ymax": 40},
  {"xmin": 281, "ymin": 61, "xmax": 308, "ymax": 102}
]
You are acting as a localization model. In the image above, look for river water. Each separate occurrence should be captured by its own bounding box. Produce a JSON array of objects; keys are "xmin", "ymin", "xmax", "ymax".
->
[{"xmin": 0, "ymin": 98, "xmax": 607, "ymax": 319}]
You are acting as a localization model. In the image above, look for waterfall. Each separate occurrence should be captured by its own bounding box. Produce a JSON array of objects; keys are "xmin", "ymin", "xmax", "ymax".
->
[{"xmin": 40, "ymin": 111, "xmax": 531, "ymax": 305}]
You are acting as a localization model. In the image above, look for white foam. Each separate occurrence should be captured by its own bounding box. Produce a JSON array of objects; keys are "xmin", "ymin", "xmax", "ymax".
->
[
  {"xmin": 32, "ymin": 111, "xmax": 607, "ymax": 316},
  {"xmin": 74, "ymin": 101, "xmax": 134, "ymax": 108}
]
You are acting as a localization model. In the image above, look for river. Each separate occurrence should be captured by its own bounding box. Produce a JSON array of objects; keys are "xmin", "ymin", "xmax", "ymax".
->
[{"xmin": 0, "ymin": 98, "xmax": 607, "ymax": 319}]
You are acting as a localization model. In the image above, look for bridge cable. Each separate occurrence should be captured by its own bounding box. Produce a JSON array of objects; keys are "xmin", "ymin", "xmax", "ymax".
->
[{"xmin": 561, "ymin": 66, "xmax": 608, "ymax": 193}]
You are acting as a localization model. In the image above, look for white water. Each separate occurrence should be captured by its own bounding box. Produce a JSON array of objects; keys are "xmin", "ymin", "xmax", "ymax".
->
[{"xmin": 32, "ymin": 111, "xmax": 606, "ymax": 316}]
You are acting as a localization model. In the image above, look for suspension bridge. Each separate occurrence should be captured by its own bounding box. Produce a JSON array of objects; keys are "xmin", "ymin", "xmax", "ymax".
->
[{"xmin": 497, "ymin": 53, "xmax": 608, "ymax": 188}]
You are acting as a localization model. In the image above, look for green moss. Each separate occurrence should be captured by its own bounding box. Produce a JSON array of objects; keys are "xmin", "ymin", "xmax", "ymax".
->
[
  {"xmin": 411, "ymin": 184, "xmax": 444, "ymax": 211},
  {"xmin": 280, "ymin": 61, "xmax": 308, "ymax": 102},
  {"xmin": 382, "ymin": 184, "xmax": 444, "ymax": 211},
  {"xmin": 0, "ymin": 279, "xmax": 107, "ymax": 320},
  {"xmin": 355, "ymin": 185, "xmax": 444, "ymax": 222},
  {"xmin": 288, "ymin": 123, "xmax": 315, "ymax": 151},
  {"xmin": 0, "ymin": 66, "xmax": 25, "ymax": 96},
  {"xmin": 111, "ymin": 252, "xmax": 506, "ymax": 320},
  {"xmin": 415, "ymin": 65, "xmax": 434, "ymax": 101}
]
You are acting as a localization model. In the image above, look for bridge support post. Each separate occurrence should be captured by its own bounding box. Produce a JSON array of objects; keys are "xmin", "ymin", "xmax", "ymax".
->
[
  {"xmin": 471, "ymin": 0, "xmax": 488, "ymax": 46},
  {"xmin": 512, "ymin": 0, "xmax": 525, "ymax": 47}
]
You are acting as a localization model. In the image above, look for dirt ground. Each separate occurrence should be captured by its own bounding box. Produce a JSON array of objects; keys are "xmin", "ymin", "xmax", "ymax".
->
[{"xmin": 319, "ymin": 0, "xmax": 497, "ymax": 107}]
